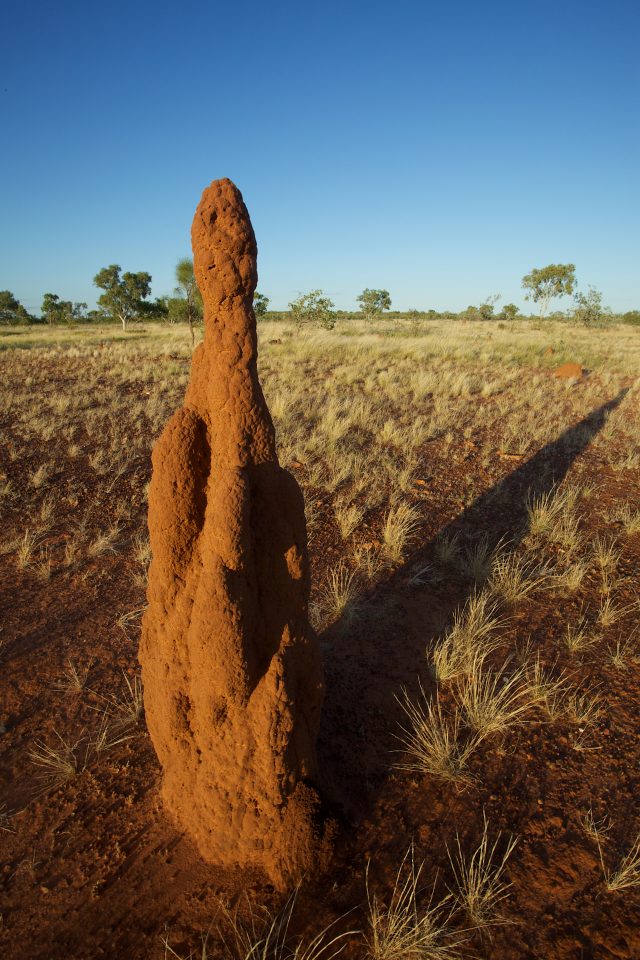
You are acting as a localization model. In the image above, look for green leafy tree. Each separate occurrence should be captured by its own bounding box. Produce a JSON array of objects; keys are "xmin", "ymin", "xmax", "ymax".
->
[
  {"xmin": 356, "ymin": 288, "xmax": 392, "ymax": 319},
  {"xmin": 140, "ymin": 296, "xmax": 169, "ymax": 321},
  {"xmin": 93, "ymin": 264, "xmax": 152, "ymax": 330},
  {"xmin": 253, "ymin": 292, "xmax": 270, "ymax": 317},
  {"xmin": 478, "ymin": 293, "xmax": 500, "ymax": 321},
  {"xmin": 572, "ymin": 287, "xmax": 609, "ymax": 327},
  {"xmin": 289, "ymin": 289, "xmax": 336, "ymax": 331},
  {"xmin": 41, "ymin": 296, "xmax": 89, "ymax": 324},
  {"xmin": 522, "ymin": 264, "xmax": 576, "ymax": 317},
  {"xmin": 42, "ymin": 292, "xmax": 61, "ymax": 323},
  {"xmin": 172, "ymin": 257, "xmax": 203, "ymax": 344},
  {"xmin": 41, "ymin": 292, "xmax": 75, "ymax": 324},
  {"xmin": 461, "ymin": 294, "xmax": 500, "ymax": 322},
  {"xmin": 0, "ymin": 290, "xmax": 33, "ymax": 324},
  {"xmin": 501, "ymin": 303, "xmax": 520, "ymax": 321}
]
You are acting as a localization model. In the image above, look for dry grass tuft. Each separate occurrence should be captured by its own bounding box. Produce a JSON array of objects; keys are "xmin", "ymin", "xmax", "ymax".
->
[
  {"xmin": 564, "ymin": 689, "xmax": 602, "ymax": 727},
  {"xmin": 564, "ymin": 617, "xmax": 598, "ymax": 655},
  {"xmin": 526, "ymin": 487, "xmax": 568, "ymax": 537},
  {"xmin": 163, "ymin": 887, "xmax": 354, "ymax": 960},
  {"xmin": 334, "ymin": 499, "xmax": 364, "ymax": 540},
  {"xmin": 524, "ymin": 654, "xmax": 569, "ymax": 719},
  {"xmin": 434, "ymin": 533, "xmax": 461, "ymax": 568},
  {"xmin": 488, "ymin": 553, "xmax": 546, "ymax": 605},
  {"xmin": 455, "ymin": 660, "xmax": 531, "ymax": 739},
  {"xmin": 133, "ymin": 533, "xmax": 152, "ymax": 566},
  {"xmin": 597, "ymin": 596, "xmax": 633, "ymax": 628},
  {"xmin": 431, "ymin": 591, "xmax": 505, "ymax": 683},
  {"xmin": 591, "ymin": 536, "xmax": 621, "ymax": 577},
  {"xmin": 588, "ymin": 818, "xmax": 640, "ymax": 892},
  {"xmin": 551, "ymin": 559, "xmax": 590, "ymax": 593},
  {"xmin": 447, "ymin": 815, "xmax": 518, "ymax": 927},
  {"xmin": 579, "ymin": 807, "xmax": 611, "ymax": 843},
  {"xmin": 395, "ymin": 686, "xmax": 480, "ymax": 783},
  {"xmin": 608, "ymin": 636, "xmax": 639, "ymax": 670},
  {"xmin": 609, "ymin": 503, "xmax": 640, "ymax": 536},
  {"xmin": 28, "ymin": 731, "xmax": 83, "ymax": 789},
  {"xmin": 88, "ymin": 523, "xmax": 120, "ymax": 558},
  {"xmin": 321, "ymin": 562, "xmax": 360, "ymax": 622},
  {"xmin": 53, "ymin": 658, "xmax": 94, "ymax": 693},
  {"xmin": 16, "ymin": 530, "xmax": 40, "ymax": 569},
  {"xmin": 382, "ymin": 503, "xmax": 422, "ymax": 563},
  {"xmin": 30, "ymin": 463, "xmax": 52, "ymax": 489},
  {"xmin": 460, "ymin": 536, "xmax": 496, "ymax": 585},
  {"xmin": 366, "ymin": 847, "xmax": 466, "ymax": 960},
  {"xmin": 111, "ymin": 673, "xmax": 144, "ymax": 727},
  {"xmin": 602, "ymin": 835, "xmax": 640, "ymax": 891},
  {"xmin": 91, "ymin": 710, "xmax": 134, "ymax": 756}
]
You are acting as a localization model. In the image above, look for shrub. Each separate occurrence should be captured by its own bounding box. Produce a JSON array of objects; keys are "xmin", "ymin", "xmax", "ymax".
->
[{"xmin": 289, "ymin": 290, "xmax": 336, "ymax": 331}]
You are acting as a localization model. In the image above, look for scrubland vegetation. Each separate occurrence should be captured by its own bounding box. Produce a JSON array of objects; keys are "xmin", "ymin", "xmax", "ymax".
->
[{"xmin": 0, "ymin": 315, "xmax": 639, "ymax": 959}]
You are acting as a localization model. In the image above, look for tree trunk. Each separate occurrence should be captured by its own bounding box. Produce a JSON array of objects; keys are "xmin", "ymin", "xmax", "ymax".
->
[{"xmin": 187, "ymin": 303, "xmax": 195, "ymax": 347}]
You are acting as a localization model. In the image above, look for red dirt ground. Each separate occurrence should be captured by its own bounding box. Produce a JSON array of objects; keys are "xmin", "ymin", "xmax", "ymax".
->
[{"xmin": 0, "ymin": 356, "xmax": 639, "ymax": 960}]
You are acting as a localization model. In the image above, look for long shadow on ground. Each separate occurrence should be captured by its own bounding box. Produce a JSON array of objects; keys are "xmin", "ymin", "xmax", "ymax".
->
[{"xmin": 317, "ymin": 388, "xmax": 628, "ymax": 822}]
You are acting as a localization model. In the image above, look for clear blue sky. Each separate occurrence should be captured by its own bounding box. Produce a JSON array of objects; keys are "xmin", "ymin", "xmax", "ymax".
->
[{"xmin": 2, "ymin": 0, "xmax": 638, "ymax": 314}]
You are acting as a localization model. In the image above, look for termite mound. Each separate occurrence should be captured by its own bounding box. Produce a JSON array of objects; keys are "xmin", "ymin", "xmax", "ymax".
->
[{"xmin": 140, "ymin": 178, "xmax": 329, "ymax": 888}]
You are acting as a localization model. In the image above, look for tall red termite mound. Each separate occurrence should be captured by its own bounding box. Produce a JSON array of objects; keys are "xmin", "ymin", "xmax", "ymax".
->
[{"xmin": 139, "ymin": 178, "xmax": 328, "ymax": 888}]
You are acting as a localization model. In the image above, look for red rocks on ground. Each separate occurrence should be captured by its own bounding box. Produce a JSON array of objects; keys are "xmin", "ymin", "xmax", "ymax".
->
[{"xmin": 140, "ymin": 178, "xmax": 329, "ymax": 888}]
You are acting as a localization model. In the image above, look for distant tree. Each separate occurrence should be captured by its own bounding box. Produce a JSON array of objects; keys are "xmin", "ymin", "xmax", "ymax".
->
[
  {"xmin": 501, "ymin": 303, "xmax": 520, "ymax": 321},
  {"xmin": 41, "ymin": 296, "xmax": 89, "ymax": 324},
  {"xmin": 461, "ymin": 294, "xmax": 500, "ymax": 322},
  {"xmin": 42, "ymin": 292, "xmax": 61, "ymax": 324},
  {"xmin": 140, "ymin": 296, "xmax": 169, "ymax": 321},
  {"xmin": 93, "ymin": 264, "xmax": 152, "ymax": 331},
  {"xmin": 572, "ymin": 287, "xmax": 609, "ymax": 327},
  {"xmin": 0, "ymin": 290, "xmax": 33, "ymax": 324},
  {"xmin": 357, "ymin": 288, "xmax": 392, "ymax": 319},
  {"xmin": 289, "ymin": 289, "xmax": 335, "ymax": 331},
  {"xmin": 172, "ymin": 257, "xmax": 203, "ymax": 345},
  {"xmin": 164, "ymin": 297, "xmax": 183, "ymax": 323},
  {"xmin": 253, "ymin": 292, "xmax": 270, "ymax": 317},
  {"xmin": 41, "ymin": 292, "xmax": 73, "ymax": 324},
  {"xmin": 522, "ymin": 264, "xmax": 576, "ymax": 317},
  {"xmin": 0, "ymin": 290, "xmax": 19, "ymax": 322},
  {"xmin": 478, "ymin": 293, "xmax": 500, "ymax": 321}
]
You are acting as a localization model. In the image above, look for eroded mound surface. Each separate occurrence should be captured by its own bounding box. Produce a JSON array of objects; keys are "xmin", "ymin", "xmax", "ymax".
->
[{"xmin": 139, "ymin": 179, "xmax": 327, "ymax": 888}]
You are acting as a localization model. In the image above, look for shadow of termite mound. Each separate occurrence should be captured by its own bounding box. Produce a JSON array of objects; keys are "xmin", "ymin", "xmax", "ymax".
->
[
  {"xmin": 140, "ymin": 179, "xmax": 332, "ymax": 890},
  {"xmin": 317, "ymin": 389, "xmax": 628, "ymax": 818}
]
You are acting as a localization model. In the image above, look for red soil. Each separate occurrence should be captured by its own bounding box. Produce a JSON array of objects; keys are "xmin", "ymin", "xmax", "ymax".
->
[{"xmin": 0, "ymin": 285, "xmax": 638, "ymax": 958}]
